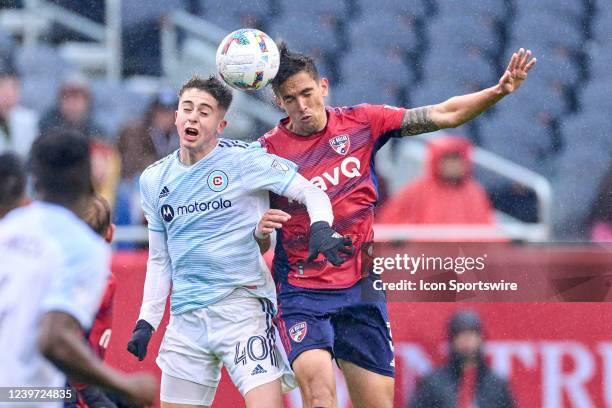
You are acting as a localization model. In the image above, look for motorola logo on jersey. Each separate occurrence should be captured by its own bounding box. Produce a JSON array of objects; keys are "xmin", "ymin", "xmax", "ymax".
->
[
  {"xmin": 176, "ymin": 198, "xmax": 232, "ymax": 215},
  {"xmin": 310, "ymin": 156, "xmax": 362, "ymax": 191},
  {"xmin": 161, "ymin": 204, "xmax": 175, "ymax": 222}
]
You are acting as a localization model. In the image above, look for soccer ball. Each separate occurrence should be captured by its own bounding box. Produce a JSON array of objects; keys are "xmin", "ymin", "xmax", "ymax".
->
[{"xmin": 216, "ymin": 28, "xmax": 280, "ymax": 91}]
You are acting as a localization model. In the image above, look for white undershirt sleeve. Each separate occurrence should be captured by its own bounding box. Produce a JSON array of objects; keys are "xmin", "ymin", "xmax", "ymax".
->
[
  {"xmin": 282, "ymin": 173, "xmax": 334, "ymax": 226},
  {"xmin": 138, "ymin": 229, "xmax": 172, "ymax": 330}
]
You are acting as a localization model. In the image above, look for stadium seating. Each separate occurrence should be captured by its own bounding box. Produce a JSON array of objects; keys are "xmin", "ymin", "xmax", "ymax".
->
[
  {"xmin": 91, "ymin": 79, "xmax": 149, "ymax": 141},
  {"xmin": 268, "ymin": 16, "xmax": 340, "ymax": 54},
  {"xmin": 346, "ymin": 12, "xmax": 421, "ymax": 54},
  {"xmin": 197, "ymin": 0, "xmax": 272, "ymax": 32},
  {"xmin": 353, "ymin": 0, "xmax": 430, "ymax": 18},
  {"xmin": 514, "ymin": 0, "xmax": 587, "ymax": 21},
  {"xmin": 0, "ymin": 0, "xmax": 608, "ymax": 240},
  {"xmin": 435, "ymin": 0, "xmax": 509, "ymax": 20}
]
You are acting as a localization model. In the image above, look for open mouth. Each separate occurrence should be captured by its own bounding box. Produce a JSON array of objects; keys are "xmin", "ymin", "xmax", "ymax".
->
[{"xmin": 185, "ymin": 127, "xmax": 199, "ymax": 137}]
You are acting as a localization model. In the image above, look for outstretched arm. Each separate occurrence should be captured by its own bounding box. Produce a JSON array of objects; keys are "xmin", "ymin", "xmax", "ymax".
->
[{"xmin": 402, "ymin": 48, "xmax": 537, "ymax": 136}]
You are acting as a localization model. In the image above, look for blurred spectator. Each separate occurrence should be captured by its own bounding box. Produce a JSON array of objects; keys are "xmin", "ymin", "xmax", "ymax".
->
[
  {"xmin": 113, "ymin": 89, "xmax": 178, "ymax": 228},
  {"xmin": 377, "ymin": 136, "xmax": 494, "ymax": 225},
  {"xmin": 0, "ymin": 64, "xmax": 39, "ymax": 156},
  {"xmin": 589, "ymin": 164, "xmax": 612, "ymax": 242},
  {"xmin": 91, "ymin": 140, "xmax": 121, "ymax": 210},
  {"xmin": 117, "ymin": 89, "xmax": 179, "ymax": 181},
  {"xmin": 489, "ymin": 183, "xmax": 539, "ymax": 224},
  {"xmin": 408, "ymin": 311, "xmax": 515, "ymax": 408},
  {"xmin": 38, "ymin": 73, "xmax": 120, "ymax": 207},
  {"xmin": 39, "ymin": 72, "xmax": 106, "ymax": 141}
]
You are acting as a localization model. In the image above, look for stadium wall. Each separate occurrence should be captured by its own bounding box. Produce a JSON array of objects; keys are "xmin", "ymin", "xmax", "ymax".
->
[{"xmin": 106, "ymin": 251, "xmax": 612, "ymax": 408}]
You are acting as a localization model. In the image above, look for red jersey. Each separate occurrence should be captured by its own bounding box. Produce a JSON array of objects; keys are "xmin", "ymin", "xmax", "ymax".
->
[
  {"xmin": 74, "ymin": 274, "xmax": 116, "ymax": 408},
  {"xmin": 87, "ymin": 274, "xmax": 115, "ymax": 358},
  {"xmin": 258, "ymin": 104, "xmax": 406, "ymax": 289}
]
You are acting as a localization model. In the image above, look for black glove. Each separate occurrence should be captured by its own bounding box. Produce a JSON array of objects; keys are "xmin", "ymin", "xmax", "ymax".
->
[
  {"xmin": 126, "ymin": 319, "xmax": 154, "ymax": 361},
  {"xmin": 306, "ymin": 221, "xmax": 354, "ymax": 266}
]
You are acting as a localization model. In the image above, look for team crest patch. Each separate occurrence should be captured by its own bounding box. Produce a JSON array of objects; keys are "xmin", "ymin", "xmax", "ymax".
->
[
  {"xmin": 271, "ymin": 159, "xmax": 289, "ymax": 172},
  {"xmin": 289, "ymin": 322, "xmax": 308, "ymax": 343},
  {"xmin": 329, "ymin": 134, "xmax": 350, "ymax": 155},
  {"xmin": 207, "ymin": 170, "xmax": 229, "ymax": 192}
]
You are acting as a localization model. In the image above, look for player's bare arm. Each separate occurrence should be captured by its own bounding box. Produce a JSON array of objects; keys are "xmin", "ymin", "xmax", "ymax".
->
[
  {"xmin": 400, "ymin": 106, "xmax": 440, "ymax": 136},
  {"xmin": 254, "ymin": 209, "xmax": 291, "ymax": 253},
  {"xmin": 402, "ymin": 48, "xmax": 537, "ymax": 135},
  {"xmin": 39, "ymin": 311, "xmax": 157, "ymax": 406}
]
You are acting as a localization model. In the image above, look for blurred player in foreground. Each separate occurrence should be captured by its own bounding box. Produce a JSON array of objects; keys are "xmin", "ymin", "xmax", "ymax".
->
[
  {"xmin": 69, "ymin": 194, "xmax": 139, "ymax": 408},
  {"xmin": 255, "ymin": 44, "xmax": 536, "ymax": 407},
  {"xmin": 409, "ymin": 311, "xmax": 515, "ymax": 408},
  {"xmin": 0, "ymin": 151, "xmax": 28, "ymax": 219},
  {"xmin": 0, "ymin": 130, "xmax": 156, "ymax": 407},
  {"xmin": 127, "ymin": 76, "xmax": 351, "ymax": 408}
]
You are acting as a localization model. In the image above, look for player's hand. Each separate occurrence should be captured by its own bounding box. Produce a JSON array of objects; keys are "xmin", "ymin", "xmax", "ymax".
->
[
  {"xmin": 255, "ymin": 209, "xmax": 291, "ymax": 239},
  {"xmin": 120, "ymin": 372, "xmax": 157, "ymax": 406},
  {"xmin": 126, "ymin": 319, "xmax": 154, "ymax": 361},
  {"xmin": 306, "ymin": 221, "xmax": 354, "ymax": 266},
  {"xmin": 498, "ymin": 48, "xmax": 537, "ymax": 95}
]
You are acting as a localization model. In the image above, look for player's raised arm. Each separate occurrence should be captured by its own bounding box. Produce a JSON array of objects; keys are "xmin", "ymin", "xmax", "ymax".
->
[{"xmin": 402, "ymin": 48, "xmax": 537, "ymax": 136}]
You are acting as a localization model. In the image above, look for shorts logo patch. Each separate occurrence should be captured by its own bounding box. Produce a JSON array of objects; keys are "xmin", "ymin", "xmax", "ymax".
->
[
  {"xmin": 329, "ymin": 134, "xmax": 350, "ymax": 155},
  {"xmin": 251, "ymin": 364, "xmax": 267, "ymax": 375},
  {"xmin": 289, "ymin": 321, "xmax": 308, "ymax": 343}
]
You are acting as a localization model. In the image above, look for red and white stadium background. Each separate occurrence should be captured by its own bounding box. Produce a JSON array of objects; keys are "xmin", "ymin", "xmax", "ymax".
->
[{"xmin": 106, "ymin": 251, "xmax": 612, "ymax": 408}]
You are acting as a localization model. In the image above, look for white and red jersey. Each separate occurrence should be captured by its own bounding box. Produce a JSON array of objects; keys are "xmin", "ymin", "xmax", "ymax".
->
[{"xmin": 258, "ymin": 104, "xmax": 406, "ymax": 289}]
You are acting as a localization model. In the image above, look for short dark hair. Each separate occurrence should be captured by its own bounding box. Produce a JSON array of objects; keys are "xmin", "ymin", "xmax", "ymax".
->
[
  {"xmin": 271, "ymin": 42, "xmax": 320, "ymax": 94},
  {"xmin": 179, "ymin": 75, "xmax": 233, "ymax": 112},
  {"xmin": 30, "ymin": 130, "xmax": 92, "ymax": 202},
  {"xmin": 0, "ymin": 152, "xmax": 26, "ymax": 211},
  {"xmin": 82, "ymin": 194, "xmax": 111, "ymax": 236}
]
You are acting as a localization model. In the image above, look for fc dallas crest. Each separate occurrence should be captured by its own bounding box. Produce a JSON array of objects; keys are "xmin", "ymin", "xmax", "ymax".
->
[
  {"xmin": 289, "ymin": 322, "xmax": 308, "ymax": 343},
  {"xmin": 329, "ymin": 134, "xmax": 350, "ymax": 155}
]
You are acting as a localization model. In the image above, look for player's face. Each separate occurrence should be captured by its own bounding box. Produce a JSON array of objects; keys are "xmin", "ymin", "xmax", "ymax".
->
[
  {"xmin": 276, "ymin": 71, "xmax": 329, "ymax": 136},
  {"xmin": 175, "ymin": 88, "xmax": 227, "ymax": 151}
]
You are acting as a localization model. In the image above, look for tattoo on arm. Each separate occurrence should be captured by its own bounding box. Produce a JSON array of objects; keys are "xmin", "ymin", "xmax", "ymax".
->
[{"xmin": 401, "ymin": 106, "xmax": 440, "ymax": 136}]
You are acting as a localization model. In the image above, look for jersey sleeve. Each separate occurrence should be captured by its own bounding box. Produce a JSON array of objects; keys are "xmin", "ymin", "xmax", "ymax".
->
[
  {"xmin": 239, "ymin": 142, "xmax": 299, "ymax": 195},
  {"xmin": 139, "ymin": 170, "xmax": 164, "ymax": 232},
  {"xmin": 358, "ymin": 103, "xmax": 407, "ymax": 143},
  {"xmin": 41, "ymin": 241, "xmax": 111, "ymax": 330}
]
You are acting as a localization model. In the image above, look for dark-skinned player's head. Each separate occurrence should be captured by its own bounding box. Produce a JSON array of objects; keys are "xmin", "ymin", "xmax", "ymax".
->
[
  {"xmin": 30, "ymin": 129, "xmax": 93, "ymax": 205},
  {"xmin": 0, "ymin": 152, "xmax": 27, "ymax": 219}
]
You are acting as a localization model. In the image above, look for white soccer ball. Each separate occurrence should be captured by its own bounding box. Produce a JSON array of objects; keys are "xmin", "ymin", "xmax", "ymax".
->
[{"xmin": 216, "ymin": 28, "xmax": 280, "ymax": 91}]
